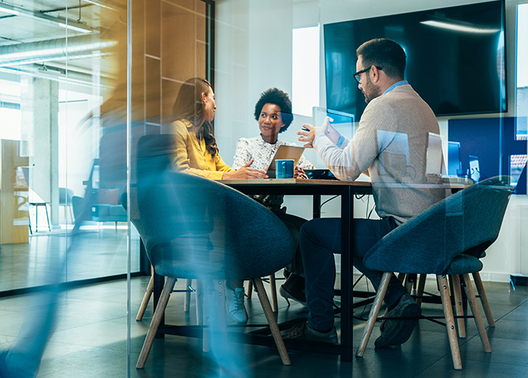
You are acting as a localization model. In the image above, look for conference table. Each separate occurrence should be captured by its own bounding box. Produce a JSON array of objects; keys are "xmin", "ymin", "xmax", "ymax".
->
[{"xmin": 222, "ymin": 178, "xmax": 373, "ymax": 362}]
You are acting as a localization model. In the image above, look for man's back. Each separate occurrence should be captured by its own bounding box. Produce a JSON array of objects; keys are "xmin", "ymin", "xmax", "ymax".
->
[{"xmin": 364, "ymin": 84, "xmax": 447, "ymax": 222}]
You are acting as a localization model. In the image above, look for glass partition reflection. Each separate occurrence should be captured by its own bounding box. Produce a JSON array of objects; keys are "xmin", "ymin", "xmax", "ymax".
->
[{"xmin": 0, "ymin": 0, "xmax": 139, "ymax": 293}]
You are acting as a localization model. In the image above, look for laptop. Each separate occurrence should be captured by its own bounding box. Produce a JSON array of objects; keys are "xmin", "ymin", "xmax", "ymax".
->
[{"xmin": 266, "ymin": 145, "xmax": 305, "ymax": 178}]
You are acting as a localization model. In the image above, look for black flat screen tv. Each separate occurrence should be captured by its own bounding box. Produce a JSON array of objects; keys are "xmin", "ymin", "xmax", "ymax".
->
[{"xmin": 323, "ymin": 0, "xmax": 506, "ymax": 119}]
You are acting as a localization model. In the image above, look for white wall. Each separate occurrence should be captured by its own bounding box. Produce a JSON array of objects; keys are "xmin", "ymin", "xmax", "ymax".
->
[{"xmin": 215, "ymin": 0, "xmax": 528, "ymax": 281}]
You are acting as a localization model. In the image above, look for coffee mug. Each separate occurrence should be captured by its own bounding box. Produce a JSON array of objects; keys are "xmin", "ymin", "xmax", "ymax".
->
[{"xmin": 276, "ymin": 159, "xmax": 294, "ymax": 179}]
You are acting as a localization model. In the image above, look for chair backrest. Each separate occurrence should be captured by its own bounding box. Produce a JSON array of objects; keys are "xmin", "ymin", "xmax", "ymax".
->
[
  {"xmin": 363, "ymin": 177, "xmax": 513, "ymax": 274},
  {"xmin": 134, "ymin": 134, "xmax": 295, "ymax": 280},
  {"xmin": 59, "ymin": 188, "xmax": 74, "ymax": 205}
]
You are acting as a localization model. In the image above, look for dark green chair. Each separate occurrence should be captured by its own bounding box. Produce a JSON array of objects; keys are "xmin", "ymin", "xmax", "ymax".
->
[{"xmin": 357, "ymin": 177, "xmax": 513, "ymax": 370}]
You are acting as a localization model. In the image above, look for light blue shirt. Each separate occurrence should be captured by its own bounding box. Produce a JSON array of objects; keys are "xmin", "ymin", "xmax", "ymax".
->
[{"xmin": 383, "ymin": 80, "xmax": 408, "ymax": 95}]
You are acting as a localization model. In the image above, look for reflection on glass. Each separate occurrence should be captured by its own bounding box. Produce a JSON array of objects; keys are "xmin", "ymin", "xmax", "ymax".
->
[{"xmin": 0, "ymin": 1, "xmax": 137, "ymax": 293}]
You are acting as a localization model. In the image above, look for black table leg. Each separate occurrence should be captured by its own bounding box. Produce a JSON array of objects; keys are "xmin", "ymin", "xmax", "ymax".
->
[{"xmin": 340, "ymin": 186, "xmax": 353, "ymax": 361}]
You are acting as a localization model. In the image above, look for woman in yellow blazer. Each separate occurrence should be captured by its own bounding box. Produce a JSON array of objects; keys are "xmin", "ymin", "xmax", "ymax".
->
[
  {"xmin": 168, "ymin": 77, "xmax": 266, "ymax": 324},
  {"xmin": 169, "ymin": 77, "xmax": 266, "ymax": 180}
]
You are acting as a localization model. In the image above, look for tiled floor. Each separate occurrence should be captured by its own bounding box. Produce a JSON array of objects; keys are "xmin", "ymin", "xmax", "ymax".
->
[{"xmin": 1, "ymin": 273, "xmax": 527, "ymax": 377}]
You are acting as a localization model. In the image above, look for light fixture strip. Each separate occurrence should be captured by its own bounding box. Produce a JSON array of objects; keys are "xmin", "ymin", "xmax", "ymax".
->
[{"xmin": 0, "ymin": 3, "xmax": 92, "ymax": 33}]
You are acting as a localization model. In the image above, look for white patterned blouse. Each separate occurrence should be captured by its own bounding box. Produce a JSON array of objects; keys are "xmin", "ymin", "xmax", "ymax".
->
[{"xmin": 232, "ymin": 135, "xmax": 315, "ymax": 210}]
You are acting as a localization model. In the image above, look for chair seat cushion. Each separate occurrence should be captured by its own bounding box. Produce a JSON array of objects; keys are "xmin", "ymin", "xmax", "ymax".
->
[{"xmin": 445, "ymin": 254, "xmax": 483, "ymax": 275}]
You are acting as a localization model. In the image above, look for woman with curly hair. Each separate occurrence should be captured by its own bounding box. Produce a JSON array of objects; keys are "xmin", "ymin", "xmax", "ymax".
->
[{"xmin": 233, "ymin": 88, "xmax": 315, "ymax": 310}]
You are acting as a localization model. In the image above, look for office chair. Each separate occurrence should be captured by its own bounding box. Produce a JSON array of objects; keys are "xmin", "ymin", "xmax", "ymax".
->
[
  {"xmin": 134, "ymin": 135, "xmax": 296, "ymax": 368},
  {"xmin": 356, "ymin": 177, "xmax": 513, "ymax": 370}
]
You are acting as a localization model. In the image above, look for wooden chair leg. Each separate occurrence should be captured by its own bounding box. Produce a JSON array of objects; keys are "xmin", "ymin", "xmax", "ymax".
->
[
  {"xmin": 247, "ymin": 280, "xmax": 253, "ymax": 299},
  {"xmin": 137, "ymin": 277, "xmax": 176, "ymax": 369},
  {"xmin": 253, "ymin": 277, "xmax": 291, "ymax": 365},
  {"xmin": 196, "ymin": 280, "xmax": 204, "ymax": 325},
  {"xmin": 462, "ymin": 273, "xmax": 492, "ymax": 353},
  {"xmin": 136, "ymin": 274, "xmax": 154, "ymax": 321},
  {"xmin": 437, "ymin": 275, "xmax": 462, "ymax": 370},
  {"xmin": 451, "ymin": 274, "xmax": 466, "ymax": 338},
  {"xmin": 472, "ymin": 272, "xmax": 495, "ymax": 327},
  {"xmin": 201, "ymin": 280, "xmax": 209, "ymax": 353},
  {"xmin": 184, "ymin": 279, "xmax": 192, "ymax": 312},
  {"xmin": 269, "ymin": 273, "xmax": 278, "ymax": 312},
  {"xmin": 356, "ymin": 272, "xmax": 392, "ymax": 357},
  {"xmin": 404, "ymin": 274, "xmax": 415, "ymax": 294},
  {"xmin": 415, "ymin": 274, "xmax": 427, "ymax": 307}
]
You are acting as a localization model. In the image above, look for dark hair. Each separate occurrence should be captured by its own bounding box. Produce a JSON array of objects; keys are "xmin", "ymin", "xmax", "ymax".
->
[
  {"xmin": 356, "ymin": 38, "xmax": 406, "ymax": 80},
  {"xmin": 173, "ymin": 77, "xmax": 219, "ymax": 158},
  {"xmin": 253, "ymin": 88, "xmax": 293, "ymax": 133}
]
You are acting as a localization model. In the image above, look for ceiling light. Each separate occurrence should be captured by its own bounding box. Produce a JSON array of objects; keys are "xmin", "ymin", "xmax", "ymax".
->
[
  {"xmin": 420, "ymin": 20, "xmax": 500, "ymax": 34},
  {"xmin": 0, "ymin": 7, "xmax": 19, "ymax": 16},
  {"xmin": 0, "ymin": 3, "xmax": 92, "ymax": 33},
  {"xmin": 57, "ymin": 22, "xmax": 93, "ymax": 34}
]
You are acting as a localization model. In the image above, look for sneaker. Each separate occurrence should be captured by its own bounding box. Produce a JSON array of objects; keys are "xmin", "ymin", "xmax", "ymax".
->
[
  {"xmin": 283, "ymin": 321, "xmax": 338, "ymax": 344},
  {"xmin": 226, "ymin": 287, "xmax": 248, "ymax": 323},
  {"xmin": 279, "ymin": 274, "xmax": 306, "ymax": 305},
  {"xmin": 375, "ymin": 293, "xmax": 421, "ymax": 348}
]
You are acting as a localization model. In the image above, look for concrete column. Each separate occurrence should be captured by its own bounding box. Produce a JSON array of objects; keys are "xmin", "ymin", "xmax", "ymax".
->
[{"xmin": 23, "ymin": 78, "xmax": 60, "ymax": 229}]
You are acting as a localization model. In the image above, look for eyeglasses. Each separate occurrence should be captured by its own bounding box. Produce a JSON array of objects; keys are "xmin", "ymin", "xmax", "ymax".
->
[{"xmin": 353, "ymin": 66, "xmax": 382, "ymax": 84}]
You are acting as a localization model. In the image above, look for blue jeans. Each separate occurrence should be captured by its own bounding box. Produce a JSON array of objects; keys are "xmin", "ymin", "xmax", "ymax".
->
[{"xmin": 300, "ymin": 217, "xmax": 406, "ymax": 332}]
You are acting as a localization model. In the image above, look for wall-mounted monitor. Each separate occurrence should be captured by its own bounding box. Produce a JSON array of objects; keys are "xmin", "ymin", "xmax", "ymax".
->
[
  {"xmin": 323, "ymin": 0, "xmax": 506, "ymax": 119},
  {"xmin": 448, "ymin": 117, "xmax": 527, "ymax": 193}
]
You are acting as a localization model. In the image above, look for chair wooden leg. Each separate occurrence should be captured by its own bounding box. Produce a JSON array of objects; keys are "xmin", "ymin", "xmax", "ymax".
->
[
  {"xmin": 253, "ymin": 278, "xmax": 291, "ymax": 365},
  {"xmin": 136, "ymin": 274, "xmax": 154, "ymax": 321},
  {"xmin": 247, "ymin": 280, "xmax": 253, "ymax": 299},
  {"xmin": 462, "ymin": 273, "xmax": 492, "ymax": 353},
  {"xmin": 196, "ymin": 280, "xmax": 204, "ymax": 325},
  {"xmin": 472, "ymin": 272, "xmax": 495, "ymax": 327},
  {"xmin": 269, "ymin": 273, "xmax": 278, "ymax": 312},
  {"xmin": 137, "ymin": 277, "xmax": 176, "ymax": 369},
  {"xmin": 184, "ymin": 279, "xmax": 192, "ymax": 312},
  {"xmin": 415, "ymin": 274, "xmax": 427, "ymax": 307},
  {"xmin": 356, "ymin": 272, "xmax": 392, "ymax": 357},
  {"xmin": 404, "ymin": 274, "xmax": 415, "ymax": 294},
  {"xmin": 437, "ymin": 275, "xmax": 462, "ymax": 370},
  {"xmin": 451, "ymin": 274, "xmax": 466, "ymax": 338},
  {"xmin": 201, "ymin": 280, "xmax": 209, "ymax": 353}
]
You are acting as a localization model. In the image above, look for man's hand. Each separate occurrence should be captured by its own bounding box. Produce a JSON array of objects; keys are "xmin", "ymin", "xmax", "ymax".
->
[
  {"xmin": 297, "ymin": 124, "xmax": 318, "ymax": 148},
  {"xmin": 297, "ymin": 116, "xmax": 340, "ymax": 148}
]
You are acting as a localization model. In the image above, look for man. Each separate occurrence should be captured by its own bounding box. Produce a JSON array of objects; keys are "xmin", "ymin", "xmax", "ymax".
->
[{"xmin": 288, "ymin": 38, "xmax": 446, "ymax": 347}]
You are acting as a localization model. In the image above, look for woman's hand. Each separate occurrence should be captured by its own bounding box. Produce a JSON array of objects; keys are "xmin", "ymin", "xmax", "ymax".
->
[{"xmin": 223, "ymin": 160, "xmax": 268, "ymax": 179}]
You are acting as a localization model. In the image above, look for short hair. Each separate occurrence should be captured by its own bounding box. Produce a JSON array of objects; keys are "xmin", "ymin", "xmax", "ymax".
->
[
  {"xmin": 253, "ymin": 88, "xmax": 293, "ymax": 133},
  {"xmin": 356, "ymin": 38, "xmax": 406, "ymax": 80}
]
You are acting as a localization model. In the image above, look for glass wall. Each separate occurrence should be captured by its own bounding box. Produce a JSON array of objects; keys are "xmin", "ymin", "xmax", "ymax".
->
[{"xmin": 0, "ymin": 1, "xmax": 139, "ymax": 292}]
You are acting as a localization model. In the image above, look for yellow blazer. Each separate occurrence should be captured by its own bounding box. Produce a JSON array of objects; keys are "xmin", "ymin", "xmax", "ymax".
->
[{"xmin": 169, "ymin": 119, "xmax": 234, "ymax": 180}]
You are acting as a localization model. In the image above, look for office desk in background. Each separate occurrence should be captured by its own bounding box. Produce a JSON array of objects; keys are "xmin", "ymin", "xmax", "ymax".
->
[{"xmin": 223, "ymin": 178, "xmax": 372, "ymax": 362}]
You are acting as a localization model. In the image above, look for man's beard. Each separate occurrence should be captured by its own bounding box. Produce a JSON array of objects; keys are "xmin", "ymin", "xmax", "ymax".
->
[{"xmin": 362, "ymin": 77, "xmax": 382, "ymax": 104}]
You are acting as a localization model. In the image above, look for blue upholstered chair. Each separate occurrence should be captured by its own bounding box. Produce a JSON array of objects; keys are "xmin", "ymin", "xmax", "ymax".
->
[
  {"xmin": 133, "ymin": 135, "xmax": 296, "ymax": 368},
  {"xmin": 356, "ymin": 177, "xmax": 513, "ymax": 370}
]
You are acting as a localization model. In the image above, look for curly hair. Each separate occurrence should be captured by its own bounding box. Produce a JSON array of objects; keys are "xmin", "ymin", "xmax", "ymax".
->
[
  {"xmin": 253, "ymin": 88, "xmax": 294, "ymax": 133},
  {"xmin": 173, "ymin": 77, "xmax": 219, "ymax": 158}
]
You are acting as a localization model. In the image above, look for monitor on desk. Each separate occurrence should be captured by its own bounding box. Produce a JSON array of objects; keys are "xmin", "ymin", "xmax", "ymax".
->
[{"xmin": 447, "ymin": 141, "xmax": 462, "ymax": 177}]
